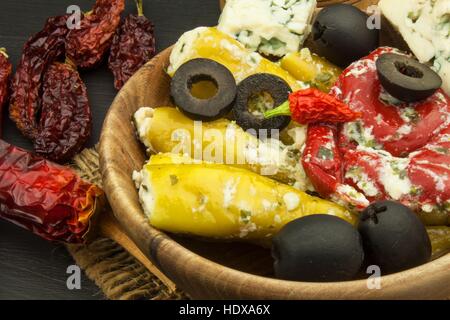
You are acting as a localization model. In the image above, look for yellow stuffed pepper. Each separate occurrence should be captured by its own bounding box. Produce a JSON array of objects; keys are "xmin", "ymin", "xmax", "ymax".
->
[
  {"xmin": 168, "ymin": 27, "xmax": 302, "ymax": 90},
  {"xmin": 134, "ymin": 106, "xmax": 311, "ymax": 190},
  {"xmin": 280, "ymin": 48, "xmax": 342, "ymax": 93},
  {"xmin": 133, "ymin": 161, "xmax": 356, "ymax": 241}
]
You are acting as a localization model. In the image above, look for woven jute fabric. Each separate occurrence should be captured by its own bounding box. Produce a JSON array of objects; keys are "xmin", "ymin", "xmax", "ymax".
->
[{"xmin": 66, "ymin": 148, "xmax": 188, "ymax": 300}]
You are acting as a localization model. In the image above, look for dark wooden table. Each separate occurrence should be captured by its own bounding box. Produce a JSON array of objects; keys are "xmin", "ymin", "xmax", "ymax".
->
[{"xmin": 0, "ymin": 0, "xmax": 220, "ymax": 300}]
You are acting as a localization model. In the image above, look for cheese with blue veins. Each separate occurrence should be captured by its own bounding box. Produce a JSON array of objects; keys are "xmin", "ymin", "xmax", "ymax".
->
[
  {"xmin": 218, "ymin": 0, "xmax": 317, "ymax": 57},
  {"xmin": 379, "ymin": 0, "xmax": 450, "ymax": 95}
]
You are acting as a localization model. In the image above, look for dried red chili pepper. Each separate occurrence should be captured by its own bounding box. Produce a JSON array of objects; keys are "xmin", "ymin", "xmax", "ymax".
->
[
  {"xmin": 0, "ymin": 48, "xmax": 12, "ymax": 138},
  {"xmin": 33, "ymin": 61, "xmax": 92, "ymax": 163},
  {"xmin": 66, "ymin": 0, "xmax": 125, "ymax": 69},
  {"xmin": 265, "ymin": 88, "xmax": 361, "ymax": 124},
  {"xmin": 0, "ymin": 139, "xmax": 104, "ymax": 243},
  {"xmin": 108, "ymin": 0, "xmax": 156, "ymax": 89},
  {"xmin": 9, "ymin": 15, "xmax": 69, "ymax": 139}
]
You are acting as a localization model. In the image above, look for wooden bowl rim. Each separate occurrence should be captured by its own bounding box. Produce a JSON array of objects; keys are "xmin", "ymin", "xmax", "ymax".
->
[{"xmin": 99, "ymin": 46, "xmax": 450, "ymax": 299}]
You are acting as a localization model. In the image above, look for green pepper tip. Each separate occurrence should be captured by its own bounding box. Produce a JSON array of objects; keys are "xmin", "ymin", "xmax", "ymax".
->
[{"xmin": 264, "ymin": 100, "xmax": 291, "ymax": 119}]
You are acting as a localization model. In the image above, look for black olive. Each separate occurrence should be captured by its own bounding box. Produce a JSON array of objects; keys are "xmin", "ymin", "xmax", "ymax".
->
[
  {"xmin": 312, "ymin": 4, "xmax": 379, "ymax": 68},
  {"xmin": 376, "ymin": 53, "xmax": 442, "ymax": 103},
  {"xmin": 272, "ymin": 215, "xmax": 364, "ymax": 282},
  {"xmin": 233, "ymin": 73, "xmax": 291, "ymax": 137},
  {"xmin": 170, "ymin": 58, "xmax": 237, "ymax": 121},
  {"xmin": 358, "ymin": 201, "xmax": 432, "ymax": 275}
]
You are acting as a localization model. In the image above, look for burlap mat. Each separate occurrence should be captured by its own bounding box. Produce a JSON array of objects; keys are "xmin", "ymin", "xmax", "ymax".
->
[{"xmin": 66, "ymin": 148, "xmax": 188, "ymax": 300}]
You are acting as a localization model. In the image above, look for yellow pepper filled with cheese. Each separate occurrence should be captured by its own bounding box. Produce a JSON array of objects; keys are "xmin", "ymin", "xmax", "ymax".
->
[
  {"xmin": 133, "ymin": 157, "xmax": 356, "ymax": 241},
  {"xmin": 167, "ymin": 27, "xmax": 302, "ymax": 90},
  {"xmin": 134, "ymin": 106, "xmax": 311, "ymax": 190}
]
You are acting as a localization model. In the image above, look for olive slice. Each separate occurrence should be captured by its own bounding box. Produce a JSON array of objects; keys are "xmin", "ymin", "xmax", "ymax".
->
[
  {"xmin": 376, "ymin": 53, "xmax": 442, "ymax": 103},
  {"xmin": 170, "ymin": 58, "xmax": 237, "ymax": 121},
  {"xmin": 233, "ymin": 73, "xmax": 291, "ymax": 137}
]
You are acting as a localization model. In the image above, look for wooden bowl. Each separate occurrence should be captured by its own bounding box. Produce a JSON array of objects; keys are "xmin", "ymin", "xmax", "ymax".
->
[{"xmin": 99, "ymin": 0, "xmax": 450, "ymax": 299}]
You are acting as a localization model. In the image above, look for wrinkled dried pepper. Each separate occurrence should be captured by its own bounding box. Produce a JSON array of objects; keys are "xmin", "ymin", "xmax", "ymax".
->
[
  {"xmin": 108, "ymin": 0, "xmax": 156, "ymax": 89},
  {"xmin": 9, "ymin": 15, "xmax": 69, "ymax": 139},
  {"xmin": 33, "ymin": 61, "xmax": 92, "ymax": 163},
  {"xmin": 66, "ymin": 0, "xmax": 125, "ymax": 69},
  {"xmin": 265, "ymin": 88, "xmax": 361, "ymax": 124},
  {"xmin": 0, "ymin": 48, "xmax": 12, "ymax": 138},
  {"xmin": 0, "ymin": 139, "xmax": 104, "ymax": 243}
]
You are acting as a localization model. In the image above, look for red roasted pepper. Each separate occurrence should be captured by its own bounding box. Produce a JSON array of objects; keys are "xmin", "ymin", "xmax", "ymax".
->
[
  {"xmin": 0, "ymin": 140, "xmax": 104, "ymax": 243},
  {"xmin": 302, "ymin": 47, "xmax": 450, "ymax": 213}
]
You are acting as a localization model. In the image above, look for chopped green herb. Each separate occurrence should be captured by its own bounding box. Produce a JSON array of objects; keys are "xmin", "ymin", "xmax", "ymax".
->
[
  {"xmin": 315, "ymin": 72, "xmax": 332, "ymax": 83},
  {"xmin": 240, "ymin": 210, "xmax": 252, "ymax": 223},
  {"xmin": 410, "ymin": 185, "xmax": 422, "ymax": 196},
  {"xmin": 434, "ymin": 147, "xmax": 450, "ymax": 155},
  {"xmin": 170, "ymin": 175, "xmax": 179, "ymax": 186}
]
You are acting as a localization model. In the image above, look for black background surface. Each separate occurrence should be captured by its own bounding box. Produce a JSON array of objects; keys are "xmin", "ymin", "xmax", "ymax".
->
[{"xmin": 0, "ymin": 0, "xmax": 220, "ymax": 300}]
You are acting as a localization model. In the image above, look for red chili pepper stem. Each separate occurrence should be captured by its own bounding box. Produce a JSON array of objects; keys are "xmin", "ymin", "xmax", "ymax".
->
[
  {"xmin": 264, "ymin": 100, "xmax": 290, "ymax": 119},
  {"xmin": 135, "ymin": 0, "xmax": 144, "ymax": 16},
  {"xmin": 0, "ymin": 48, "xmax": 8, "ymax": 58}
]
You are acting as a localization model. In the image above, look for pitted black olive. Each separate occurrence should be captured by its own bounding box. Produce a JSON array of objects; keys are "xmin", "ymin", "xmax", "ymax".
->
[
  {"xmin": 358, "ymin": 201, "xmax": 432, "ymax": 274},
  {"xmin": 233, "ymin": 73, "xmax": 291, "ymax": 137},
  {"xmin": 170, "ymin": 58, "xmax": 237, "ymax": 121},
  {"xmin": 376, "ymin": 53, "xmax": 442, "ymax": 103},
  {"xmin": 312, "ymin": 4, "xmax": 379, "ymax": 68},
  {"xmin": 272, "ymin": 215, "xmax": 364, "ymax": 282}
]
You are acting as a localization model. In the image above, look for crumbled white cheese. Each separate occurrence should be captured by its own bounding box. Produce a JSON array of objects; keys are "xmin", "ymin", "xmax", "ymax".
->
[
  {"xmin": 133, "ymin": 168, "xmax": 155, "ymax": 218},
  {"xmin": 336, "ymin": 184, "xmax": 370, "ymax": 207},
  {"xmin": 168, "ymin": 27, "xmax": 208, "ymax": 75},
  {"xmin": 223, "ymin": 178, "xmax": 240, "ymax": 208},
  {"xmin": 359, "ymin": 146, "xmax": 413, "ymax": 200},
  {"xmin": 283, "ymin": 192, "xmax": 300, "ymax": 211},
  {"xmin": 262, "ymin": 199, "xmax": 274, "ymax": 211},
  {"xmin": 343, "ymin": 121, "xmax": 382, "ymax": 149},
  {"xmin": 273, "ymin": 214, "xmax": 282, "ymax": 224},
  {"xmin": 375, "ymin": 114, "xmax": 384, "ymax": 125},
  {"xmin": 134, "ymin": 107, "xmax": 155, "ymax": 152},
  {"xmin": 399, "ymin": 107, "xmax": 420, "ymax": 123},
  {"xmin": 397, "ymin": 124, "xmax": 413, "ymax": 137},
  {"xmin": 239, "ymin": 222, "xmax": 257, "ymax": 238},
  {"xmin": 218, "ymin": 0, "xmax": 317, "ymax": 57},
  {"xmin": 421, "ymin": 204, "xmax": 435, "ymax": 213},
  {"xmin": 345, "ymin": 170, "xmax": 380, "ymax": 197}
]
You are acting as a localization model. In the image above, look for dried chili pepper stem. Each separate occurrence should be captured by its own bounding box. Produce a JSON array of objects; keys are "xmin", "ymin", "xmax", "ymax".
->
[
  {"xmin": 0, "ymin": 47, "xmax": 8, "ymax": 58},
  {"xmin": 135, "ymin": 0, "xmax": 144, "ymax": 16},
  {"xmin": 65, "ymin": 56, "xmax": 77, "ymax": 69}
]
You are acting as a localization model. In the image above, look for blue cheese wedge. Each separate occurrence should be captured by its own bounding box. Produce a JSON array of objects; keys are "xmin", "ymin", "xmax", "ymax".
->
[
  {"xmin": 218, "ymin": 0, "xmax": 317, "ymax": 57},
  {"xmin": 379, "ymin": 0, "xmax": 450, "ymax": 95}
]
